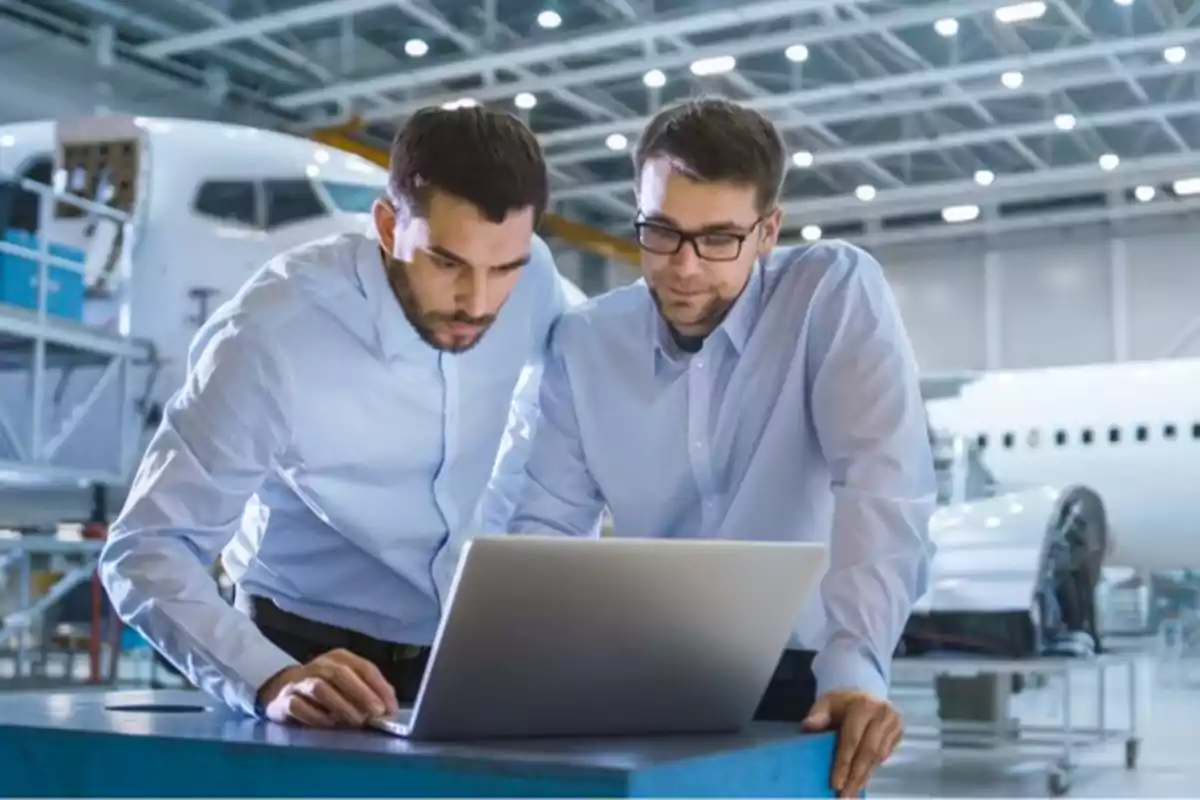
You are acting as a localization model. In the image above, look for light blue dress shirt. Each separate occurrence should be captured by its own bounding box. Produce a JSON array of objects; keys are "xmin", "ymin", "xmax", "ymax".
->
[
  {"xmin": 501, "ymin": 241, "xmax": 937, "ymax": 700},
  {"xmin": 100, "ymin": 231, "xmax": 570, "ymax": 717}
]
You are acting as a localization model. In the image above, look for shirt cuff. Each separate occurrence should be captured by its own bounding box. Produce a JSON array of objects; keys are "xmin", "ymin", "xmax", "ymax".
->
[
  {"xmin": 224, "ymin": 645, "xmax": 300, "ymax": 719},
  {"xmin": 812, "ymin": 641, "xmax": 889, "ymax": 701}
]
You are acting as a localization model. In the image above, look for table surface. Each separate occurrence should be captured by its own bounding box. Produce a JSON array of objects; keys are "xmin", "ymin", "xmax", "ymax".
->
[{"xmin": 0, "ymin": 688, "xmax": 827, "ymax": 776}]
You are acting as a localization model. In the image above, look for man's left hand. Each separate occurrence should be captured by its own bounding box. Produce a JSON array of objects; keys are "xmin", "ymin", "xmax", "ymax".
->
[{"xmin": 802, "ymin": 690, "xmax": 902, "ymax": 797}]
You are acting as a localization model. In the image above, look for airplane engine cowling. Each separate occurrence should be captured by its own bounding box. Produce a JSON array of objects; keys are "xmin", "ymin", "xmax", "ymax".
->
[{"xmin": 900, "ymin": 484, "xmax": 1108, "ymax": 659}]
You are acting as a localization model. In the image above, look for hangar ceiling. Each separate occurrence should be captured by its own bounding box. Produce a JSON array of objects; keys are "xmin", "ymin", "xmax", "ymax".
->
[{"xmin": 1, "ymin": 0, "xmax": 1199, "ymax": 246}]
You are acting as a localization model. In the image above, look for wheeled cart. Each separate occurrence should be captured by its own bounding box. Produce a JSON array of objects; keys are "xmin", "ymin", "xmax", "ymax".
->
[{"xmin": 890, "ymin": 649, "xmax": 1144, "ymax": 796}]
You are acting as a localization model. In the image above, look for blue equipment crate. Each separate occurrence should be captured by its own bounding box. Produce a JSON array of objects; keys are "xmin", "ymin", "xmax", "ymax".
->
[{"xmin": 0, "ymin": 229, "xmax": 85, "ymax": 320}]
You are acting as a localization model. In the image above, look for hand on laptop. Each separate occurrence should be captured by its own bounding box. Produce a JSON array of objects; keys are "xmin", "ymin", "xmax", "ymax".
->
[
  {"xmin": 258, "ymin": 649, "xmax": 399, "ymax": 728},
  {"xmin": 802, "ymin": 690, "xmax": 902, "ymax": 798}
]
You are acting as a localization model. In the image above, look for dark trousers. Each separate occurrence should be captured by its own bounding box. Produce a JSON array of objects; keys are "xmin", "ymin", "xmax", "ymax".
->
[{"xmin": 247, "ymin": 596, "xmax": 817, "ymax": 720}]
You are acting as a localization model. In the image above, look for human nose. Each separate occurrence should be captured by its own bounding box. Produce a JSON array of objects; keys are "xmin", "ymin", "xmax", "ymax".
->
[{"xmin": 457, "ymin": 269, "xmax": 489, "ymax": 318}]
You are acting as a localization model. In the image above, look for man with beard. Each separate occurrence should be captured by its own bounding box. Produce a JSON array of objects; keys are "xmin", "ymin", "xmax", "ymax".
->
[
  {"xmin": 100, "ymin": 106, "xmax": 573, "ymax": 728},
  {"xmin": 494, "ymin": 98, "xmax": 936, "ymax": 798}
]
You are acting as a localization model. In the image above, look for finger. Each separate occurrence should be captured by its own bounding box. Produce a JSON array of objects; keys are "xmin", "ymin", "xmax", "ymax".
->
[
  {"xmin": 327, "ymin": 651, "xmax": 399, "ymax": 714},
  {"xmin": 288, "ymin": 694, "xmax": 336, "ymax": 728},
  {"xmin": 832, "ymin": 705, "xmax": 872, "ymax": 792},
  {"xmin": 881, "ymin": 718, "xmax": 904, "ymax": 760},
  {"xmin": 844, "ymin": 713, "xmax": 890, "ymax": 796},
  {"xmin": 321, "ymin": 662, "xmax": 389, "ymax": 719},
  {"xmin": 305, "ymin": 676, "xmax": 369, "ymax": 726}
]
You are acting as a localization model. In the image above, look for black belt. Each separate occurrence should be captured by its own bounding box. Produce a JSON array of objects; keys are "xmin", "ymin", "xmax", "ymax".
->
[{"xmin": 247, "ymin": 595, "xmax": 429, "ymax": 665}]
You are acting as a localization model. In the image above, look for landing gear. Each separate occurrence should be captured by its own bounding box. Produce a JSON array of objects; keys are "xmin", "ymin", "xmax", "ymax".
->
[{"xmin": 1125, "ymin": 737, "xmax": 1140, "ymax": 769}]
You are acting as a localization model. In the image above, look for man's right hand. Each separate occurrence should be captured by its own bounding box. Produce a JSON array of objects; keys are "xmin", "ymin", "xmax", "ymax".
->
[{"xmin": 257, "ymin": 649, "xmax": 399, "ymax": 727}]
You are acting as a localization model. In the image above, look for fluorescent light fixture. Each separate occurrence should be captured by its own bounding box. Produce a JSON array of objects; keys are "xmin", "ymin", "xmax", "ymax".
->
[
  {"xmin": 1114, "ymin": 0, "xmax": 1133, "ymax": 5},
  {"xmin": 1173, "ymin": 177, "xmax": 1200, "ymax": 196},
  {"xmin": 1165, "ymin": 46, "xmax": 1187, "ymax": 64},
  {"xmin": 515, "ymin": 92, "xmax": 537, "ymax": 110},
  {"xmin": 995, "ymin": 2, "xmax": 1046, "ymax": 23},
  {"xmin": 1054, "ymin": 113, "xmax": 1077, "ymax": 131},
  {"xmin": 537, "ymin": 9, "xmax": 562, "ymax": 28},
  {"xmin": 801, "ymin": 224, "xmax": 822, "ymax": 241},
  {"xmin": 1099, "ymin": 153, "xmax": 1120, "ymax": 171},
  {"xmin": 1134, "ymin": 185, "xmax": 1156, "ymax": 202},
  {"xmin": 441, "ymin": 98, "xmax": 478, "ymax": 110},
  {"xmin": 935, "ymin": 18, "xmax": 959, "ymax": 37},
  {"xmin": 642, "ymin": 69, "xmax": 666, "ymax": 88},
  {"xmin": 974, "ymin": 169, "xmax": 996, "ymax": 186},
  {"xmin": 855, "ymin": 185, "xmax": 877, "ymax": 202},
  {"xmin": 785, "ymin": 44, "xmax": 809, "ymax": 63},
  {"xmin": 0, "ymin": 135, "xmax": 13, "ymax": 148},
  {"xmin": 404, "ymin": 38, "xmax": 428, "ymax": 57},
  {"xmin": 942, "ymin": 204, "xmax": 981, "ymax": 223},
  {"xmin": 690, "ymin": 55, "xmax": 736, "ymax": 76},
  {"xmin": 605, "ymin": 133, "xmax": 628, "ymax": 151},
  {"xmin": 791, "ymin": 150, "xmax": 814, "ymax": 168},
  {"xmin": 1001, "ymin": 71, "xmax": 1024, "ymax": 89}
]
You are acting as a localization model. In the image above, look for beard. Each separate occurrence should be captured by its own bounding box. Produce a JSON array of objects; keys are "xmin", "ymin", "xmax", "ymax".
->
[{"xmin": 383, "ymin": 251, "xmax": 496, "ymax": 353}]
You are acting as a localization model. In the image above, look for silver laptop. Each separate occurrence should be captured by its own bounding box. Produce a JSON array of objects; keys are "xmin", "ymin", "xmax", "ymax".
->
[{"xmin": 369, "ymin": 535, "xmax": 827, "ymax": 741}]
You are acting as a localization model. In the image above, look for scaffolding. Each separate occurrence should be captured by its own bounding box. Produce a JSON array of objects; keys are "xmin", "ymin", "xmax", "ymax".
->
[{"xmin": 0, "ymin": 166, "xmax": 151, "ymax": 490}]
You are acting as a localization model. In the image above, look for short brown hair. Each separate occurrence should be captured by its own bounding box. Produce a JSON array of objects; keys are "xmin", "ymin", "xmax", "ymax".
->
[
  {"xmin": 634, "ymin": 98, "xmax": 787, "ymax": 214},
  {"xmin": 388, "ymin": 106, "xmax": 548, "ymax": 224}
]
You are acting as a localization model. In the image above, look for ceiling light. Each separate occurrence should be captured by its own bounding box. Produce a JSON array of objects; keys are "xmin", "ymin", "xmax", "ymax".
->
[
  {"xmin": 1001, "ymin": 71, "xmax": 1024, "ymax": 89},
  {"xmin": 792, "ymin": 150, "xmax": 814, "ymax": 168},
  {"xmin": 605, "ymin": 133, "xmax": 628, "ymax": 151},
  {"xmin": 942, "ymin": 204, "xmax": 981, "ymax": 223},
  {"xmin": 537, "ymin": 9, "xmax": 562, "ymax": 29},
  {"xmin": 404, "ymin": 38, "xmax": 428, "ymax": 57},
  {"xmin": 1054, "ymin": 113, "xmax": 1077, "ymax": 131},
  {"xmin": 1134, "ymin": 185, "xmax": 1156, "ymax": 202},
  {"xmin": 1099, "ymin": 153, "xmax": 1120, "ymax": 171},
  {"xmin": 855, "ymin": 185, "xmax": 877, "ymax": 202},
  {"xmin": 974, "ymin": 169, "xmax": 996, "ymax": 186},
  {"xmin": 801, "ymin": 224, "xmax": 822, "ymax": 242},
  {"xmin": 441, "ymin": 97, "xmax": 478, "ymax": 110},
  {"xmin": 642, "ymin": 69, "xmax": 666, "ymax": 88},
  {"xmin": 1173, "ymin": 177, "xmax": 1200, "ymax": 196},
  {"xmin": 785, "ymin": 44, "xmax": 809, "ymax": 63},
  {"xmin": 1114, "ymin": 0, "xmax": 1133, "ymax": 5},
  {"xmin": 0, "ymin": 135, "xmax": 13, "ymax": 148},
  {"xmin": 690, "ymin": 55, "xmax": 736, "ymax": 76},
  {"xmin": 935, "ymin": 18, "xmax": 959, "ymax": 37},
  {"xmin": 1165, "ymin": 46, "xmax": 1187, "ymax": 64},
  {"xmin": 515, "ymin": 92, "xmax": 537, "ymax": 110},
  {"xmin": 995, "ymin": 2, "xmax": 1047, "ymax": 23}
]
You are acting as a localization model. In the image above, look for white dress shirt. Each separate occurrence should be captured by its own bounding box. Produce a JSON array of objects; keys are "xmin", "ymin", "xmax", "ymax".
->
[
  {"xmin": 502, "ymin": 241, "xmax": 937, "ymax": 699},
  {"xmin": 100, "ymin": 231, "xmax": 570, "ymax": 716}
]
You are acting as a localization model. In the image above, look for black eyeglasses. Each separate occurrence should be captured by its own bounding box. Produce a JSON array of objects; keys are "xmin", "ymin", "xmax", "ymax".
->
[{"xmin": 633, "ymin": 215, "xmax": 763, "ymax": 262}]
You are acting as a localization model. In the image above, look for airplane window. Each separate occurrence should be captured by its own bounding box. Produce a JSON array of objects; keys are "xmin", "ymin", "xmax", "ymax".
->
[
  {"xmin": 264, "ymin": 179, "xmax": 326, "ymax": 229},
  {"xmin": 1108, "ymin": 426, "xmax": 1121, "ymax": 444},
  {"xmin": 976, "ymin": 434, "xmax": 988, "ymax": 450},
  {"xmin": 1193, "ymin": 422, "xmax": 1200, "ymax": 439},
  {"xmin": 320, "ymin": 181, "xmax": 383, "ymax": 213},
  {"xmin": 1081, "ymin": 428, "xmax": 1094, "ymax": 445},
  {"xmin": 1055, "ymin": 430, "xmax": 1068, "ymax": 446},
  {"xmin": 1164, "ymin": 424, "xmax": 1177, "ymax": 439},
  {"xmin": 193, "ymin": 181, "xmax": 258, "ymax": 226},
  {"xmin": 1135, "ymin": 425, "xmax": 1148, "ymax": 442},
  {"xmin": 1002, "ymin": 432, "xmax": 1015, "ymax": 448},
  {"xmin": 1027, "ymin": 429, "xmax": 1040, "ymax": 447}
]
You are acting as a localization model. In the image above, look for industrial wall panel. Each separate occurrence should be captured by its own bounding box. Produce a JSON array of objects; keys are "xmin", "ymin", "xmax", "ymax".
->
[
  {"xmin": 877, "ymin": 245, "xmax": 987, "ymax": 375},
  {"xmin": 1123, "ymin": 230, "xmax": 1200, "ymax": 360},
  {"xmin": 993, "ymin": 237, "xmax": 1114, "ymax": 369}
]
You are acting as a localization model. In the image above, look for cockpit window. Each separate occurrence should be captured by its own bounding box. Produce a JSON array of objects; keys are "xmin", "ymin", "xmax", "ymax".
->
[
  {"xmin": 320, "ymin": 181, "xmax": 383, "ymax": 214},
  {"xmin": 264, "ymin": 179, "xmax": 326, "ymax": 229}
]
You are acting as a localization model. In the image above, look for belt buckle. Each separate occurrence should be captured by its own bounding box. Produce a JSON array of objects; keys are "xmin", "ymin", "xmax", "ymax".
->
[{"xmin": 391, "ymin": 644, "xmax": 420, "ymax": 662}]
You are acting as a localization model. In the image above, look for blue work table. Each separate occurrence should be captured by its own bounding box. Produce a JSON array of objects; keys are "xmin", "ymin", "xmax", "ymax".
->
[{"xmin": 0, "ymin": 689, "xmax": 839, "ymax": 797}]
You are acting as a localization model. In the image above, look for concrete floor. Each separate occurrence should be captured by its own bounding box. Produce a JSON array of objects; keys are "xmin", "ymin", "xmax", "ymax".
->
[{"xmin": 873, "ymin": 648, "xmax": 1200, "ymax": 797}]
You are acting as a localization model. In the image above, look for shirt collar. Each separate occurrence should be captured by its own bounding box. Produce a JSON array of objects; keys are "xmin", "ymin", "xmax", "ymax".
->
[
  {"xmin": 353, "ymin": 235, "xmax": 424, "ymax": 361},
  {"xmin": 648, "ymin": 258, "xmax": 765, "ymax": 374}
]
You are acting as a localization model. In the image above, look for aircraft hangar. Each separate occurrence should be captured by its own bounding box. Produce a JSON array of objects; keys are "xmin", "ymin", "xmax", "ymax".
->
[{"xmin": 0, "ymin": 0, "xmax": 1197, "ymax": 797}]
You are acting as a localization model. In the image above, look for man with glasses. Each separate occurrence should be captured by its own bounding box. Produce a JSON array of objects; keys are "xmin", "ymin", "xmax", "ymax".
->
[{"xmin": 489, "ymin": 98, "xmax": 936, "ymax": 797}]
